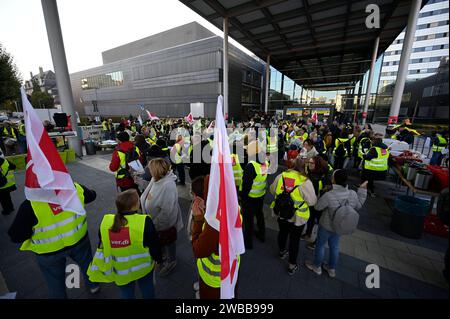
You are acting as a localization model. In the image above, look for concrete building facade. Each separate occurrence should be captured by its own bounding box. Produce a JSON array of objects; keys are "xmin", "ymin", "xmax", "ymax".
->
[{"xmin": 70, "ymin": 22, "xmax": 264, "ymax": 120}]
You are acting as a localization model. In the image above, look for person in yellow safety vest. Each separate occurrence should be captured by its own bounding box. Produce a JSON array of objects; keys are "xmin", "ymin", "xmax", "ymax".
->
[
  {"xmin": 361, "ymin": 133, "xmax": 390, "ymax": 197},
  {"xmin": 7, "ymin": 181, "xmax": 100, "ymax": 298},
  {"xmin": 0, "ymin": 157, "xmax": 17, "ymax": 215},
  {"xmin": 231, "ymin": 153, "xmax": 243, "ymax": 192},
  {"xmin": 17, "ymin": 119, "xmax": 27, "ymax": 154},
  {"xmin": 101, "ymin": 119, "xmax": 111, "ymax": 140},
  {"xmin": 299, "ymin": 127, "xmax": 309, "ymax": 143},
  {"xmin": 190, "ymin": 177, "xmax": 242, "ymax": 299},
  {"xmin": 88, "ymin": 189, "xmax": 162, "ymax": 299},
  {"xmin": 269, "ymin": 157, "xmax": 317, "ymax": 275},
  {"xmin": 240, "ymin": 140, "xmax": 269, "ymax": 249},
  {"xmin": 171, "ymin": 135, "xmax": 186, "ymax": 185},
  {"xmin": 109, "ymin": 132, "xmax": 144, "ymax": 192},
  {"xmin": 333, "ymin": 133, "xmax": 350, "ymax": 170},
  {"xmin": 430, "ymin": 131, "xmax": 449, "ymax": 165}
]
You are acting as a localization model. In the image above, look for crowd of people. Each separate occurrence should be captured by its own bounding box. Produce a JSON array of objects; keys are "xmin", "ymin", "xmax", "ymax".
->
[{"xmin": 1, "ymin": 112, "xmax": 449, "ymax": 299}]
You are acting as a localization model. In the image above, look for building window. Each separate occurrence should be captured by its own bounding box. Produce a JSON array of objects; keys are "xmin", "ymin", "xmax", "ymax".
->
[{"xmin": 81, "ymin": 71, "xmax": 124, "ymax": 90}]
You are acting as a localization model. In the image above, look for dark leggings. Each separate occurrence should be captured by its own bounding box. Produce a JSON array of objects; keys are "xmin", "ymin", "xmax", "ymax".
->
[
  {"xmin": 242, "ymin": 197, "xmax": 265, "ymax": 248},
  {"xmin": 277, "ymin": 218, "xmax": 305, "ymax": 265},
  {"xmin": 305, "ymin": 207, "xmax": 322, "ymax": 237}
]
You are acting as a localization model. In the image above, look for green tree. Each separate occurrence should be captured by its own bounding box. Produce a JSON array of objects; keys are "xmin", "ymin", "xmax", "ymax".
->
[
  {"xmin": 0, "ymin": 44, "xmax": 22, "ymax": 108},
  {"xmin": 30, "ymin": 90, "xmax": 54, "ymax": 108}
]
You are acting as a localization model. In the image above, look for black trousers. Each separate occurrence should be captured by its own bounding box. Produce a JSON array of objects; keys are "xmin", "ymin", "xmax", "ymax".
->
[
  {"xmin": 277, "ymin": 218, "xmax": 305, "ymax": 265},
  {"xmin": 305, "ymin": 207, "xmax": 322, "ymax": 237},
  {"xmin": 0, "ymin": 189, "xmax": 14, "ymax": 213},
  {"xmin": 334, "ymin": 156, "xmax": 345, "ymax": 170},
  {"xmin": 242, "ymin": 197, "xmax": 265, "ymax": 249},
  {"xmin": 175, "ymin": 163, "xmax": 186, "ymax": 184}
]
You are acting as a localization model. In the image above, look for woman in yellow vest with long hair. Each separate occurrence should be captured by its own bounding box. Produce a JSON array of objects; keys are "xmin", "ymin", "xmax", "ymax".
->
[{"xmin": 88, "ymin": 189, "xmax": 163, "ymax": 298}]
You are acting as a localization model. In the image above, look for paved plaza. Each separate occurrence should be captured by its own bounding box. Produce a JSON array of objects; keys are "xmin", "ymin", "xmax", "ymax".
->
[{"xmin": 0, "ymin": 152, "xmax": 448, "ymax": 299}]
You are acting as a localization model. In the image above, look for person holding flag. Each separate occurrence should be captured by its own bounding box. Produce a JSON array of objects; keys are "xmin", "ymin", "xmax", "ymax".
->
[
  {"xmin": 191, "ymin": 96, "xmax": 245, "ymax": 299},
  {"xmin": 7, "ymin": 88, "xmax": 99, "ymax": 298}
]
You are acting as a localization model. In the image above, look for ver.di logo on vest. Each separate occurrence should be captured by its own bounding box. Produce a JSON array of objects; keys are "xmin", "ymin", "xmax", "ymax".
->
[{"xmin": 109, "ymin": 228, "xmax": 132, "ymax": 248}]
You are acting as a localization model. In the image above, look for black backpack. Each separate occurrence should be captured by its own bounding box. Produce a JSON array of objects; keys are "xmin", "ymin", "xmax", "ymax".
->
[
  {"xmin": 334, "ymin": 139, "xmax": 347, "ymax": 158},
  {"xmin": 273, "ymin": 177, "xmax": 302, "ymax": 220}
]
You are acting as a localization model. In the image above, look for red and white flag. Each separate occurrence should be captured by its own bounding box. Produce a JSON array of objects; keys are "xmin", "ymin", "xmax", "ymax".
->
[
  {"xmin": 185, "ymin": 112, "xmax": 194, "ymax": 124},
  {"xmin": 21, "ymin": 87, "xmax": 85, "ymax": 216},
  {"xmin": 205, "ymin": 95, "xmax": 245, "ymax": 299},
  {"xmin": 311, "ymin": 112, "xmax": 318, "ymax": 123},
  {"xmin": 146, "ymin": 110, "xmax": 159, "ymax": 120}
]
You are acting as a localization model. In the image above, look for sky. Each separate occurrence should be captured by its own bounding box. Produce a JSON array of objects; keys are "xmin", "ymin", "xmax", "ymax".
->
[{"xmin": 0, "ymin": 0, "xmax": 254, "ymax": 81}]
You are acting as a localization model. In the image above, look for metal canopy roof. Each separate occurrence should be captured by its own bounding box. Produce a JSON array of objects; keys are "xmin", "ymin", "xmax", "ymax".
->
[{"xmin": 180, "ymin": 0, "xmax": 424, "ymax": 90}]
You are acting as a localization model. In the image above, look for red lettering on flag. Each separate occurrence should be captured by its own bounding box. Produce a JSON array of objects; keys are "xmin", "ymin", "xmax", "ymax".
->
[{"xmin": 218, "ymin": 151, "xmax": 230, "ymax": 280}]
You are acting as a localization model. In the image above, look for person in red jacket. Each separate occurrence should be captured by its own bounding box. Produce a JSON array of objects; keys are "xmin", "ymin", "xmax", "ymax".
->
[{"xmin": 109, "ymin": 132, "xmax": 144, "ymax": 192}]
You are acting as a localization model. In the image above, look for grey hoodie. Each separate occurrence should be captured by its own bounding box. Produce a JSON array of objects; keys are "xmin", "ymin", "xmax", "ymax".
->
[
  {"xmin": 316, "ymin": 184, "xmax": 367, "ymax": 232},
  {"xmin": 140, "ymin": 171, "xmax": 184, "ymax": 232}
]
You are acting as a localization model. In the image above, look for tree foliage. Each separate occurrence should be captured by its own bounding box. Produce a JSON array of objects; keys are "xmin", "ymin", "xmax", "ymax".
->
[
  {"xmin": 30, "ymin": 90, "xmax": 54, "ymax": 109},
  {"xmin": 0, "ymin": 44, "xmax": 22, "ymax": 108}
]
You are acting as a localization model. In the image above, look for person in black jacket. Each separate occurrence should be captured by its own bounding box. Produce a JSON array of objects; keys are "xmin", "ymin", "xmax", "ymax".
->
[{"xmin": 8, "ymin": 183, "xmax": 100, "ymax": 298}]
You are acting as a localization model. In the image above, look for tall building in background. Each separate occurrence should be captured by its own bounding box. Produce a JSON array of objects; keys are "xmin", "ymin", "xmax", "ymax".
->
[
  {"xmin": 379, "ymin": 0, "xmax": 449, "ymax": 87},
  {"xmin": 374, "ymin": 0, "xmax": 449, "ymax": 123}
]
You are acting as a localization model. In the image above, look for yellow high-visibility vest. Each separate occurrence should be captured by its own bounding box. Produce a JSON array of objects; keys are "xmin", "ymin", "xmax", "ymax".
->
[{"xmin": 88, "ymin": 214, "xmax": 154, "ymax": 286}]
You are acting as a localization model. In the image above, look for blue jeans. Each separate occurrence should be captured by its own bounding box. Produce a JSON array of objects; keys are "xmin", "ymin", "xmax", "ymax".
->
[
  {"xmin": 430, "ymin": 152, "xmax": 443, "ymax": 166},
  {"xmin": 118, "ymin": 271, "xmax": 155, "ymax": 299},
  {"xmin": 35, "ymin": 235, "xmax": 97, "ymax": 299},
  {"xmin": 313, "ymin": 226, "xmax": 341, "ymax": 269}
]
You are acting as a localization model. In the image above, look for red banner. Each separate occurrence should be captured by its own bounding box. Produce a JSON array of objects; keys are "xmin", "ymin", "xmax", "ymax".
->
[{"xmin": 388, "ymin": 116, "xmax": 398, "ymax": 125}]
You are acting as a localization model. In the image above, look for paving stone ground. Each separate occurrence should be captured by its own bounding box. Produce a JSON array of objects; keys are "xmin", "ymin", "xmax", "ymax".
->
[{"xmin": 0, "ymin": 152, "xmax": 448, "ymax": 299}]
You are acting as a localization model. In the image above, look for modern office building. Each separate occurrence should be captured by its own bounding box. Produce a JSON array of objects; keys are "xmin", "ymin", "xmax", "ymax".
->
[
  {"xmin": 379, "ymin": 0, "xmax": 449, "ymax": 88},
  {"xmin": 70, "ymin": 22, "xmax": 264, "ymax": 120}
]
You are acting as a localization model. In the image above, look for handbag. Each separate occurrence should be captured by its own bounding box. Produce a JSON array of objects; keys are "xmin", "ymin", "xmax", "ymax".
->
[{"xmin": 157, "ymin": 226, "xmax": 177, "ymax": 246}]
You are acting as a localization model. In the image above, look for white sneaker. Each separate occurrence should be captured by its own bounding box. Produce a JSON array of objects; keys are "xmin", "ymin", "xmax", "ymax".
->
[
  {"xmin": 193, "ymin": 281, "xmax": 199, "ymax": 291},
  {"xmin": 89, "ymin": 285, "xmax": 100, "ymax": 294},
  {"xmin": 304, "ymin": 260, "xmax": 322, "ymax": 275},
  {"xmin": 323, "ymin": 264, "xmax": 336, "ymax": 278}
]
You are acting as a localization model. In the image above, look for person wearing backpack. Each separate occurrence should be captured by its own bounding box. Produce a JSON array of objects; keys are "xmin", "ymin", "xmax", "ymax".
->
[
  {"xmin": 305, "ymin": 169, "xmax": 367, "ymax": 278},
  {"xmin": 270, "ymin": 157, "xmax": 317, "ymax": 275},
  {"xmin": 332, "ymin": 131, "xmax": 350, "ymax": 170},
  {"xmin": 109, "ymin": 132, "xmax": 144, "ymax": 192}
]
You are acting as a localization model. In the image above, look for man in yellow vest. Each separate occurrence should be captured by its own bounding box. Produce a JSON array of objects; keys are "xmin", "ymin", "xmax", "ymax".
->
[
  {"xmin": 361, "ymin": 133, "xmax": 390, "ymax": 197},
  {"xmin": 101, "ymin": 118, "xmax": 110, "ymax": 140},
  {"xmin": 430, "ymin": 131, "xmax": 448, "ymax": 165},
  {"xmin": 240, "ymin": 140, "xmax": 269, "ymax": 249},
  {"xmin": 17, "ymin": 119, "xmax": 27, "ymax": 154},
  {"xmin": 8, "ymin": 182, "xmax": 99, "ymax": 298},
  {"xmin": 0, "ymin": 157, "xmax": 17, "ymax": 215}
]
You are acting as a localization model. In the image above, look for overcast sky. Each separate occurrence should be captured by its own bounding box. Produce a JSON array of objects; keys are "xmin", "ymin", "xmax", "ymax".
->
[{"xmin": 0, "ymin": 0, "xmax": 254, "ymax": 80}]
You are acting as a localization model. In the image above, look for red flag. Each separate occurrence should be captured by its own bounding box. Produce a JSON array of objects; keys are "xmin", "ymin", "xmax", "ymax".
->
[
  {"xmin": 185, "ymin": 112, "xmax": 194, "ymax": 124},
  {"xmin": 311, "ymin": 112, "xmax": 318, "ymax": 124},
  {"xmin": 21, "ymin": 87, "xmax": 85, "ymax": 215},
  {"xmin": 205, "ymin": 95, "xmax": 245, "ymax": 299},
  {"xmin": 146, "ymin": 110, "xmax": 159, "ymax": 120}
]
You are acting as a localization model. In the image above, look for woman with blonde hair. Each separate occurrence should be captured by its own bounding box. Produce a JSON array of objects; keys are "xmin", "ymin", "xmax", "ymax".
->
[
  {"xmin": 140, "ymin": 158, "xmax": 183, "ymax": 276},
  {"xmin": 270, "ymin": 157, "xmax": 317, "ymax": 275}
]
